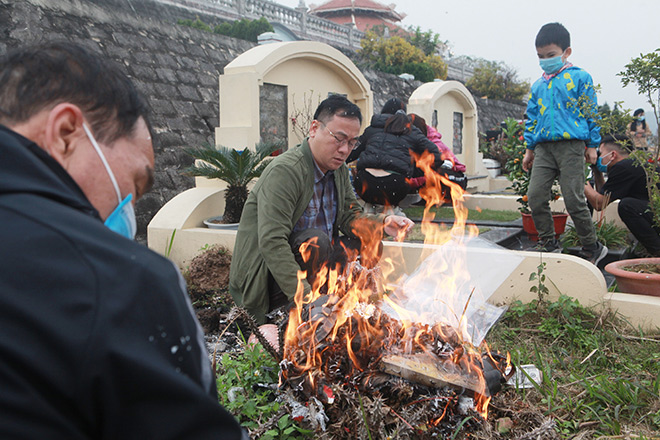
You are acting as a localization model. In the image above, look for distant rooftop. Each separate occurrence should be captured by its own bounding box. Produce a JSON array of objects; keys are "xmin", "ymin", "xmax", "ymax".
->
[{"xmin": 309, "ymin": 0, "xmax": 405, "ymax": 32}]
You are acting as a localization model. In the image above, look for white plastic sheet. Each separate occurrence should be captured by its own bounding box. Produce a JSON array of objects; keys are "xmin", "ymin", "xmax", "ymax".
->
[{"xmin": 382, "ymin": 236, "xmax": 524, "ymax": 346}]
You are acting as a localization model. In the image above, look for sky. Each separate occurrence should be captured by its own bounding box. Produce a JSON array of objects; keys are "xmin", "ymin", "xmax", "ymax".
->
[{"xmin": 275, "ymin": 0, "xmax": 659, "ymax": 132}]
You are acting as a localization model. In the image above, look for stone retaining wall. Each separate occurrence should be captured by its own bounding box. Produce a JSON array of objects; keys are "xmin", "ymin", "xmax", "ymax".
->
[
  {"xmin": 474, "ymin": 97, "xmax": 526, "ymax": 133},
  {"xmin": 1, "ymin": 0, "xmax": 255, "ymax": 242},
  {"xmin": 0, "ymin": 0, "xmax": 506, "ymax": 242}
]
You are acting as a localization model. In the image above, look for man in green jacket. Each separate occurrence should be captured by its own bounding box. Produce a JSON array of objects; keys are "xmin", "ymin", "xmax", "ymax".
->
[{"xmin": 229, "ymin": 95, "xmax": 414, "ymax": 324}]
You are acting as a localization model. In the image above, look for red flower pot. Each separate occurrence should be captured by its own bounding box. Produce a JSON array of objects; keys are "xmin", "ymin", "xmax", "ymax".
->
[
  {"xmin": 604, "ymin": 258, "xmax": 660, "ymax": 297},
  {"xmin": 521, "ymin": 212, "xmax": 569, "ymax": 241}
]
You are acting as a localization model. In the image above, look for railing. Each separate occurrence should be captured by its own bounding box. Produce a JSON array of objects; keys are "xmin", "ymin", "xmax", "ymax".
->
[
  {"xmin": 156, "ymin": 0, "xmax": 365, "ymax": 50},
  {"xmin": 156, "ymin": 0, "xmax": 474, "ymax": 81},
  {"xmin": 446, "ymin": 62, "xmax": 474, "ymax": 83}
]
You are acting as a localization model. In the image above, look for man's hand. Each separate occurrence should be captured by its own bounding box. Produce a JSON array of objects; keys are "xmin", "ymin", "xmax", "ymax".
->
[
  {"xmin": 584, "ymin": 182, "xmax": 608, "ymax": 211},
  {"xmin": 384, "ymin": 215, "xmax": 414, "ymax": 239},
  {"xmin": 522, "ymin": 149, "xmax": 535, "ymax": 172},
  {"xmin": 585, "ymin": 147, "xmax": 597, "ymax": 164}
]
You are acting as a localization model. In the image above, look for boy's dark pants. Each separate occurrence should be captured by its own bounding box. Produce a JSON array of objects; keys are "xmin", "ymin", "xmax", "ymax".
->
[{"xmin": 528, "ymin": 140, "xmax": 597, "ymax": 246}]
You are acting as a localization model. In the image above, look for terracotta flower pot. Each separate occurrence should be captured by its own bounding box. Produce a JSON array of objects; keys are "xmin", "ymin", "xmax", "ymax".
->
[
  {"xmin": 604, "ymin": 258, "xmax": 660, "ymax": 297},
  {"xmin": 521, "ymin": 212, "xmax": 569, "ymax": 241}
]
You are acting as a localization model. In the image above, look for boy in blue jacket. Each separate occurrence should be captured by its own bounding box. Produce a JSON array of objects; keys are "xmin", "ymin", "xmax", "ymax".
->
[{"xmin": 522, "ymin": 22, "xmax": 607, "ymax": 265}]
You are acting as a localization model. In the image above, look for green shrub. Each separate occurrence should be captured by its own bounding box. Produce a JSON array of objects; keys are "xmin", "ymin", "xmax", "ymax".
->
[
  {"xmin": 561, "ymin": 220, "xmax": 629, "ymax": 249},
  {"xmin": 359, "ymin": 29, "xmax": 447, "ymax": 81},
  {"xmin": 214, "ymin": 17, "xmax": 274, "ymax": 42},
  {"xmin": 466, "ymin": 59, "xmax": 530, "ymax": 103},
  {"xmin": 177, "ymin": 18, "xmax": 211, "ymax": 32},
  {"xmin": 178, "ymin": 16, "xmax": 274, "ymax": 43},
  {"xmin": 216, "ymin": 343, "xmax": 311, "ymax": 438}
]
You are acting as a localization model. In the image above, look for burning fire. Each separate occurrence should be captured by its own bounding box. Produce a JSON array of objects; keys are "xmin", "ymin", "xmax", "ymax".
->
[{"xmin": 281, "ymin": 152, "xmax": 511, "ymax": 425}]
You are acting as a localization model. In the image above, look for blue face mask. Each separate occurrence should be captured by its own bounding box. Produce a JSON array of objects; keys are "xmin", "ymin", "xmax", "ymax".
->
[
  {"xmin": 638, "ymin": 116, "xmax": 645, "ymax": 121},
  {"xmin": 83, "ymin": 123, "xmax": 137, "ymax": 240},
  {"xmin": 539, "ymin": 55, "xmax": 565, "ymax": 75},
  {"xmin": 596, "ymin": 151, "xmax": 613, "ymax": 173}
]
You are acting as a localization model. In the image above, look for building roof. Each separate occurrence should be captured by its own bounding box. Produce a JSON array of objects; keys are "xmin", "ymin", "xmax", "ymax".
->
[{"xmin": 309, "ymin": 0, "xmax": 405, "ymax": 22}]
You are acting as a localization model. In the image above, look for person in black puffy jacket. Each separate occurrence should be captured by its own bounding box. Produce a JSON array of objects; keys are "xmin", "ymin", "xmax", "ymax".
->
[{"xmin": 347, "ymin": 98, "xmax": 445, "ymax": 207}]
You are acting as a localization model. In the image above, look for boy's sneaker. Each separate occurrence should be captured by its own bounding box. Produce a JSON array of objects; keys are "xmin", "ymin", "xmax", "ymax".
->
[
  {"xmin": 579, "ymin": 242, "xmax": 608, "ymax": 266},
  {"xmin": 527, "ymin": 238, "xmax": 562, "ymax": 253}
]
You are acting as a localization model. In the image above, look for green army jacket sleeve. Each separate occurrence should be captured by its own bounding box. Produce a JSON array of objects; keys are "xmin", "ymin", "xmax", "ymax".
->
[{"xmin": 229, "ymin": 139, "xmax": 385, "ymax": 324}]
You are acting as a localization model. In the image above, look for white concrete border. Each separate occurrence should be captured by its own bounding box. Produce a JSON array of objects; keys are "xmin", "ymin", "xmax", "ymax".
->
[{"xmin": 148, "ymin": 197, "xmax": 658, "ymax": 330}]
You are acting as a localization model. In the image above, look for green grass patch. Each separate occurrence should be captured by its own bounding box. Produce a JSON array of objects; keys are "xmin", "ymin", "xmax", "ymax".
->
[
  {"xmin": 403, "ymin": 205, "xmax": 521, "ymax": 222},
  {"xmin": 561, "ymin": 220, "xmax": 629, "ymax": 250},
  {"xmin": 216, "ymin": 295, "xmax": 660, "ymax": 438},
  {"xmin": 384, "ymin": 223, "xmax": 491, "ymax": 242},
  {"xmin": 483, "ymin": 295, "xmax": 660, "ymax": 438},
  {"xmin": 216, "ymin": 342, "xmax": 312, "ymax": 439}
]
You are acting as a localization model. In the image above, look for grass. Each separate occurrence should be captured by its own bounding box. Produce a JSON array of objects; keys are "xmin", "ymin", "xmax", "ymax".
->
[
  {"xmin": 402, "ymin": 205, "xmax": 521, "ymax": 222},
  {"xmin": 384, "ymin": 223, "xmax": 491, "ymax": 242},
  {"xmin": 483, "ymin": 295, "xmax": 660, "ymax": 438},
  {"xmin": 215, "ymin": 293, "xmax": 660, "ymax": 438},
  {"xmin": 215, "ymin": 341, "xmax": 312, "ymax": 439}
]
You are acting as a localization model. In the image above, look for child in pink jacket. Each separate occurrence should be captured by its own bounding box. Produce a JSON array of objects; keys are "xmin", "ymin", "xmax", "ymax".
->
[{"xmin": 425, "ymin": 125, "xmax": 466, "ymax": 173}]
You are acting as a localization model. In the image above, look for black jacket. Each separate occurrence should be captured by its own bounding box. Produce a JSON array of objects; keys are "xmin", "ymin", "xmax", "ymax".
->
[
  {"xmin": 601, "ymin": 158, "xmax": 658, "ymax": 201},
  {"xmin": 348, "ymin": 114, "xmax": 444, "ymax": 177},
  {"xmin": 0, "ymin": 125, "xmax": 244, "ymax": 439}
]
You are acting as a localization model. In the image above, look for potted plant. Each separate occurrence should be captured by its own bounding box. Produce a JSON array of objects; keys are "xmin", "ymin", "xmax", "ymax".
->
[
  {"xmin": 561, "ymin": 218, "xmax": 628, "ymax": 265},
  {"xmin": 603, "ymin": 49, "xmax": 660, "ymax": 293},
  {"xmin": 605, "ymin": 259, "xmax": 660, "ymax": 297},
  {"xmin": 183, "ymin": 141, "xmax": 282, "ymax": 225},
  {"xmin": 480, "ymin": 123, "xmax": 513, "ymax": 179},
  {"xmin": 501, "ymin": 118, "xmax": 567, "ymax": 240}
]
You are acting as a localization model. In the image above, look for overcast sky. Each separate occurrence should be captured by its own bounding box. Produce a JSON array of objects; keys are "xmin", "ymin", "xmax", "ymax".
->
[{"xmin": 276, "ymin": 0, "xmax": 659, "ymax": 132}]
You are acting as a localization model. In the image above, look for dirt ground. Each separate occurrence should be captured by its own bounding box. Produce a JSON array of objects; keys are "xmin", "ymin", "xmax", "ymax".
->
[{"xmin": 185, "ymin": 245, "xmax": 235, "ymax": 334}]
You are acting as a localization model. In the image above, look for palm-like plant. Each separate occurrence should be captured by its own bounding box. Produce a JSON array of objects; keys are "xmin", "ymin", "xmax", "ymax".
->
[{"xmin": 184, "ymin": 141, "xmax": 283, "ymax": 223}]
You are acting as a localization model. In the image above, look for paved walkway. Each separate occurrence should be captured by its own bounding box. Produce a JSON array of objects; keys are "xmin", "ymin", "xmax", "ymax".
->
[{"xmin": 410, "ymin": 215, "xmax": 621, "ymax": 288}]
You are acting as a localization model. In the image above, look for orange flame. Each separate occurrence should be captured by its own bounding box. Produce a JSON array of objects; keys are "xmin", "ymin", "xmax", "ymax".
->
[{"xmin": 282, "ymin": 151, "xmax": 508, "ymax": 419}]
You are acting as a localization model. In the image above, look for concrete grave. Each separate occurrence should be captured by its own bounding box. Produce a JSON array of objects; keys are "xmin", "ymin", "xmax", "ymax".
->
[
  {"xmin": 149, "ymin": 41, "xmax": 654, "ymax": 331},
  {"xmin": 408, "ymin": 81, "xmax": 497, "ymax": 193},
  {"xmin": 215, "ymin": 40, "xmax": 372, "ymax": 153}
]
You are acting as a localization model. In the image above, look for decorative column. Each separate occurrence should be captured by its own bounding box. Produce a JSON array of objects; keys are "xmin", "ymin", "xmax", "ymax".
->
[{"xmin": 296, "ymin": 0, "xmax": 307, "ymax": 36}]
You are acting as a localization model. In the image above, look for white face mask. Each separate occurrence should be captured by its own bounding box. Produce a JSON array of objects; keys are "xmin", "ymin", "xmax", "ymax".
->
[{"xmin": 83, "ymin": 123, "xmax": 137, "ymax": 240}]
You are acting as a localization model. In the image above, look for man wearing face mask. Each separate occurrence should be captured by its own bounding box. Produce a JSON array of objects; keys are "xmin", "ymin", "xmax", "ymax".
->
[
  {"xmin": 585, "ymin": 134, "xmax": 660, "ymax": 257},
  {"xmin": 0, "ymin": 42, "xmax": 245, "ymax": 438}
]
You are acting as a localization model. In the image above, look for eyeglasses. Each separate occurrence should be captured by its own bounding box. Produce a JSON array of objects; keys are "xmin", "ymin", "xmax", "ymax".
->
[{"xmin": 320, "ymin": 122, "xmax": 361, "ymax": 150}]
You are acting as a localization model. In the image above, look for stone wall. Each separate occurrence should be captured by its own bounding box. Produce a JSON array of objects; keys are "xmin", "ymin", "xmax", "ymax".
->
[
  {"xmin": 474, "ymin": 97, "xmax": 526, "ymax": 133},
  {"xmin": 362, "ymin": 69, "xmax": 422, "ymax": 116},
  {"xmin": 0, "ymin": 0, "xmax": 256, "ymax": 242},
  {"xmin": 0, "ymin": 0, "xmax": 503, "ymax": 243}
]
